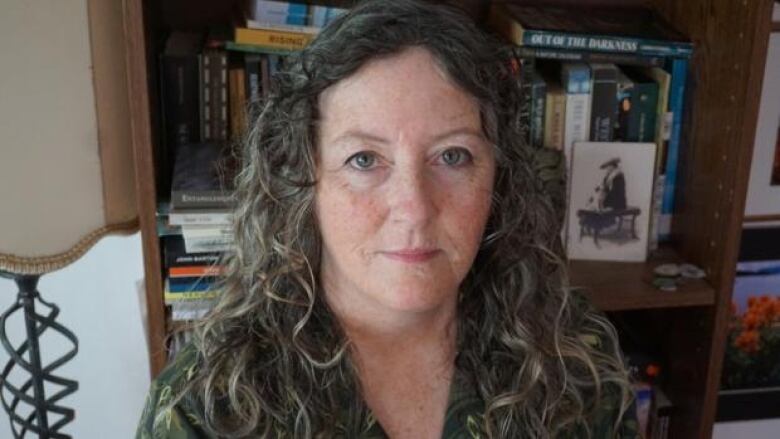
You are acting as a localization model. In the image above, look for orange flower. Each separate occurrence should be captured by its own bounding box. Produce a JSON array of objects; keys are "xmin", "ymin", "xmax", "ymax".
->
[
  {"xmin": 748, "ymin": 297, "xmax": 757, "ymax": 307},
  {"xmin": 734, "ymin": 329, "xmax": 761, "ymax": 353},
  {"xmin": 743, "ymin": 313, "xmax": 759, "ymax": 330}
]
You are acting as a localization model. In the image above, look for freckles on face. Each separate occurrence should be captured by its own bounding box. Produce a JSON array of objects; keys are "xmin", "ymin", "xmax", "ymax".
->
[{"xmin": 314, "ymin": 47, "xmax": 496, "ymax": 314}]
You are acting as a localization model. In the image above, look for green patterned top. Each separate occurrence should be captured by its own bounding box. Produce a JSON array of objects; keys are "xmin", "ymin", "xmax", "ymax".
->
[{"xmin": 136, "ymin": 339, "xmax": 640, "ymax": 438}]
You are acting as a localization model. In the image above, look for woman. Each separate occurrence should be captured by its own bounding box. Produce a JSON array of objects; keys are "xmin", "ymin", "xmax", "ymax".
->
[{"xmin": 138, "ymin": 0, "xmax": 638, "ymax": 437}]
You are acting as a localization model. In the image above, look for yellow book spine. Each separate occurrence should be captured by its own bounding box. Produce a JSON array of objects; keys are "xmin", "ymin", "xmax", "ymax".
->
[
  {"xmin": 235, "ymin": 27, "xmax": 315, "ymax": 51},
  {"xmin": 164, "ymin": 290, "xmax": 221, "ymax": 301}
]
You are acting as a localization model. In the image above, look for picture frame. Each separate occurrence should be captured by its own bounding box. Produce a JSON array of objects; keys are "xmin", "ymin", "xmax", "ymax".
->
[
  {"xmin": 566, "ymin": 141, "xmax": 656, "ymax": 262},
  {"xmin": 744, "ymin": 31, "xmax": 780, "ymax": 222},
  {"xmin": 717, "ymin": 227, "xmax": 780, "ymax": 422}
]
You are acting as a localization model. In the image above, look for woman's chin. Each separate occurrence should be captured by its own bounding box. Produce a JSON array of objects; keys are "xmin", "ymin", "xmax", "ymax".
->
[{"xmin": 373, "ymin": 283, "xmax": 457, "ymax": 315}]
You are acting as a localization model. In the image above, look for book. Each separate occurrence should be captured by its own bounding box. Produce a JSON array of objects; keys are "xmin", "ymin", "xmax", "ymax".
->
[
  {"xmin": 614, "ymin": 70, "xmax": 634, "ymax": 141},
  {"xmin": 199, "ymin": 47, "xmax": 229, "ymax": 142},
  {"xmin": 244, "ymin": 53, "xmax": 263, "ymax": 108},
  {"xmin": 249, "ymin": 0, "xmax": 309, "ymax": 26},
  {"xmin": 650, "ymin": 386, "xmax": 673, "ymax": 439},
  {"xmin": 168, "ymin": 209, "xmax": 233, "ymax": 226},
  {"xmin": 566, "ymin": 142, "xmax": 657, "ymax": 262},
  {"xmin": 515, "ymin": 46, "xmax": 666, "ymax": 67},
  {"xmin": 245, "ymin": 19, "xmax": 320, "ymax": 35},
  {"xmin": 659, "ymin": 58, "xmax": 689, "ymax": 241},
  {"xmin": 624, "ymin": 69, "xmax": 659, "ymax": 143},
  {"xmin": 159, "ymin": 32, "xmax": 203, "ymax": 198},
  {"xmin": 529, "ymin": 70, "xmax": 547, "ymax": 148},
  {"xmin": 543, "ymin": 77, "xmax": 566, "ymax": 150},
  {"xmin": 640, "ymin": 66, "xmax": 672, "ymax": 252},
  {"xmin": 562, "ymin": 63, "xmax": 592, "ymax": 167},
  {"xmin": 309, "ymin": 5, "xmax": 348, "ymax": 27},
  {"xmin": 229, "ymin": 67, "xmax": 247, "ymax": 140},
  {"xmin": 234, "ymin": 26, "xmax": 315, "ymax": 52},
  {"xmin": 560, "ymin": 63, "xmax": 592, "ymax": 250},
  {"xmin": 167, "ymin": 277, "xmax": 219, "ymax": 293},
  {"xmin": 589, "ymin": 63, "xmax": 618, "ymax": 141},
  {"xmin": 170, "ymin": 142, "xmax": 236, "ymax": 211},
  {"xmin": 169, "ymin": 265, "xmax": 225, "ymax": 278},
  {"xmin": 170, "ymin": 299, "xmax": 216, "ymax": 321},
  {"xmin": 490, "ymin": 4, "xmax": 693, "ymax": 58},
  {"xmin": 163, "ymin": 235, "xmax": 222, "ymax": 268}
]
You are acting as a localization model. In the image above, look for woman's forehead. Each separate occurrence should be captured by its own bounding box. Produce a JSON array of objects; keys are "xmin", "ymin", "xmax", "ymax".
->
[{"xmin": 317, "ymin": 47, "xmax": 482, "ymax": 142}]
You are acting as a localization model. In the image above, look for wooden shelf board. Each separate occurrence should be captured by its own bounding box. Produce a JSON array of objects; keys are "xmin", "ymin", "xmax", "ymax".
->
[{"xmin": 568, "ymin": 246, "xmax": 716, "ymax": 311}]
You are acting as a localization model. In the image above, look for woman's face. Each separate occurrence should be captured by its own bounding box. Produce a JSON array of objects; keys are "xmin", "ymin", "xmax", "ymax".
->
[{"xmin": 315, "ymin": 47, "xmax": 495, "ymax": 319}]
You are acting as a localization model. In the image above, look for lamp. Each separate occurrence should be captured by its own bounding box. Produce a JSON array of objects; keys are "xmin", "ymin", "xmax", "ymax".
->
[{"xmin": 0, "ymin": 1, "xmax": 137, "ymax": 437}]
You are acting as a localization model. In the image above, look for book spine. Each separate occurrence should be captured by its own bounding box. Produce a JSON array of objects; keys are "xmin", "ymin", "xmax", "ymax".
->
[
  {"xmin": 530, "ymin": 72, "xmax": 547, "ymax": 148},
  {"xmin": 614, "ymin": 73, "xmax": 634, "ymax": 141},
  {"xmin": 562, "ymin": 64, "xmax": 592, "ymax": 167},
  {"xmin": 169, "ymin": 275, "xmax": 220, "ymax": 287},
  {"xmin": 544, "ymin": 86, "xmax": 566, "ymax": 150},
  {"xmin": 166, "ymin": 253, "xmax": 222, "ymax": 268},
  {"xmin": 160, "ymin": 52, "xmax": 200, "ymax": 196},
  {"xmin": 561, "ymin": 63, "xmax": 591, "ymax": 251},
  {"xmin": 213, "ymin": 51, "xmax": 229, "ymax": 141},
  {"xmin": 519, "ymin": 29, "xmax": 693, "ymax": 58},
  {"xmin": 229, "ymin": 67, "xmax": 247, "ymax": 140},
  {"xmin": 169, "ymin": 265, "xmax": 225, "ymax": 278},
  {"xmin": 164, "ymin": 290, "xmax": 221, "ymax": 301},
  {"xmin": 648, "ymin": 174, "xmax": 664, "ymax": 253},
  {"xmin": 168, "ymin": 211, "xmax": 232, "ymax": 226},
  {"xmin": 631, "ymin": 81, "xmax": 659, "ymax": 143},
  {"xmin": 250, "ymin": 0, "xmax": 309, "ymax": 26},
  {"xmin": 199, "ymin": 53, "xmax": 210, "ymax": 141},
  {"xmin": 516, "ymin": 46, "xmax": 666, "ymax": 67},
  {"xmin": 234, "ymin": 27, "xmax": 314, "ymax": 51},
  {"xmin": 589, "ymin": 64, "xmax": 618, "ymax": 141},
  {"xmin": 244, "ymin": 54, "xmax": 262, "ymax": 105},
  {"xmin": 167, "ymin": 280, "xmax": 218, "ymax": 293},
  {"xmin": 171, "ymin": 190, "xmax": 233, "ymax": 210},
  {"xmin": 184, "ymin": 236, "xmax": 233, "ymax": 254},
  {"xmin": 660, "ymin": 58, "xmax": 689, "ymax": 241}
]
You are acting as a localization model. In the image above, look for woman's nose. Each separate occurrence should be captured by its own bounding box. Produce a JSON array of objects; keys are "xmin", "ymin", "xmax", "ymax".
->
[{"xmin": 387, "ymin": 167, "xmax": 437, "ymax": 227}]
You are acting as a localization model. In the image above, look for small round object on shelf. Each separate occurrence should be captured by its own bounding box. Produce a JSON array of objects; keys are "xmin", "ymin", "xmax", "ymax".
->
[
  {"xmin": 679, "ymin": 263, "xmax": 706, "ymax": 279},
  {"xmin": 654, "ymin": 263, "xmax": 681, "ymax": 278}
]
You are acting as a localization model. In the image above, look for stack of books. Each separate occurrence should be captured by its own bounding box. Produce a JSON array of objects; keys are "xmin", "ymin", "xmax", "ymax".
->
[
  {"xmin": 490, "ymin": 3, "xmax": 693, "ymax": 263},
  {"xmin": 162, "ymin": 235, "xmax": 224, "ymax": 321},
  {"xmin": 157, "ymin": 1, "xmax": 347, "ymax": 323}
]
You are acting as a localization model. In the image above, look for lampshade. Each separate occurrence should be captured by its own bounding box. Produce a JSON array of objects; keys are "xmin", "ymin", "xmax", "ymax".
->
[
  {"xmin": 0, "ymin": 0, "xmax": 138, "ymax": 275},
  {"xmin": 0, "ymin": 1, "xmax": 137, "ymax": 436}
]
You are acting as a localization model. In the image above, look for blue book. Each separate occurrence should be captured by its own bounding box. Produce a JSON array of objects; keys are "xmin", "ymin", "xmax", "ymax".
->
[
  {"xmin": 659, "ymin": 57, "xmax": 689, "ymax": 241},
  {"xmin": 167, "ymin": 277, "xmax": 218, "ymax": 292}
]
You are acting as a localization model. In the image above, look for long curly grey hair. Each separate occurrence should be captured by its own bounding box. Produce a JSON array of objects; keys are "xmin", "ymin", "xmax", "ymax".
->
[{"xmin": 166, "ymin": 0, "xmax": 634, "ymax": 437}]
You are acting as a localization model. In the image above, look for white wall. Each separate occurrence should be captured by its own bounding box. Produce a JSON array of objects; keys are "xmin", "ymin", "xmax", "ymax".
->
[
  {"xmin": 0, "ymin": 233, "xmax": 149, "ymax": 438},
  {"xmin": 714, "ymin": 419, "xmax": 780, "ymax": 439}
]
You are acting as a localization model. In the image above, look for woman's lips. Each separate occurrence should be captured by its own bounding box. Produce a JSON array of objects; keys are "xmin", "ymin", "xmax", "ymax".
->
[{"xmin": 381, "ymin": 249, "xmax": 440, "ymax": 263}]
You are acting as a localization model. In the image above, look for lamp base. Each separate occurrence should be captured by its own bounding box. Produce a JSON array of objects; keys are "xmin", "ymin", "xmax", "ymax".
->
[{"xmin": 0, "ymin": 271, "xmax": 78, "ymax": 439}]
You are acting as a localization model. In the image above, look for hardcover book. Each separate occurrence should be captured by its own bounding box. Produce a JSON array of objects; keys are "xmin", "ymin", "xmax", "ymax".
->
[
  {"xmin": 566, "ymin": 142, "xmax": 657, "ymax": 262},
  {"xmin": 159, "ymin": 32, "xmax": 203, "ymax": 197},
  {"xmin": 490, "ymin": 4, "xmax": 693, "ymax": 58},
  {"xmin": 589, "ymin": 63, "xmax": 618, "ymax": 142},
  {"xmin": 170, "ymin": 142, "xmax": 237, "ymax": 211}
]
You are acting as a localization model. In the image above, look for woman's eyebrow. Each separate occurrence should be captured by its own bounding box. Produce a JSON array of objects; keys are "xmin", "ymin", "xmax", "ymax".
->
[
  {"xmin": 429, "ymin": 127, "xmax": 487, "ymax": 144},
  {"xmin": 329, "ymin": 130, "xmax": 390, "ymax": 146}
]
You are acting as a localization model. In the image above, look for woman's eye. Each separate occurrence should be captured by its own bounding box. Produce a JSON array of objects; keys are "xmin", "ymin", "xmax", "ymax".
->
[
  {"xmin": 346, "ymin": 151, "xmax": 377, "ymax": 170},
  {"xmin": 440, "ymin": 148, "xmax": 472, "ymax": 166}
]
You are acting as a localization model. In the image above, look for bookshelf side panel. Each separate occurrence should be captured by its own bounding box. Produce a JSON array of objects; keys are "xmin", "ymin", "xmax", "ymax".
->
[
  {"xmin": 125, "ymin": 0, "xmax": 168, "ymax": 377},
  {"xmin": 651, "ymin": 0, "xmax": 774, "ymax": 437}
]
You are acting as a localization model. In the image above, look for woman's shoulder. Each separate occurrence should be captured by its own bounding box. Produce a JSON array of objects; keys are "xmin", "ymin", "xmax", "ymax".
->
[{"xmin": 136, "ymin": 342, "xmax": 211, "ymax": 439}]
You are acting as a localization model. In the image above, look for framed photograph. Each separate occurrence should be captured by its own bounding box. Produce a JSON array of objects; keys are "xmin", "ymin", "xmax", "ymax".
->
[
  {"xmin": 717, "ymin": 227, "xmax": 780, "ymax": 422},
  {"xmin": 744, "ymin": 32, "xmax": 780, "ymax": 221},
  {"xmin": 566, "ymin": 141, "xmax": 657, "ymax": 262}
]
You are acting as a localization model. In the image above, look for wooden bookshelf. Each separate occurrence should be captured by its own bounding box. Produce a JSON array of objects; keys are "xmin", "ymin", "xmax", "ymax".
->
[
  {"xmin": 570, "ymin": 246, "xmax": 717, "ymax": 311},
  {"xmin": 123, "ymin": 0, "xmax": 776, "ymax": 438}
]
